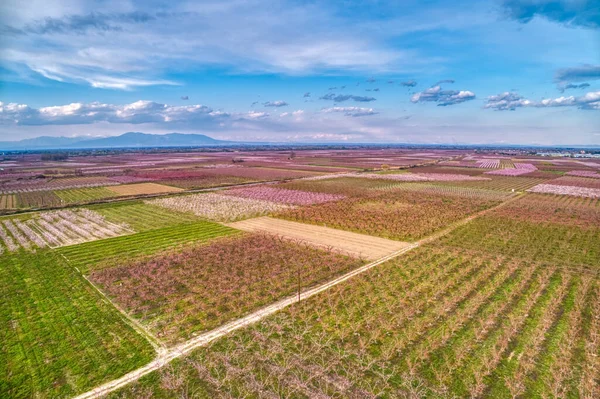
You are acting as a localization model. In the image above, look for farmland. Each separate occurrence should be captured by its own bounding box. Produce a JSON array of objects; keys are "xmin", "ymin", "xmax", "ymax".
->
[
  {"xmin": 57, "ymin": 220, "xmax": 236, "ymax": 273},
  {"xmin": 107, "ymin": 246, "xmax": 599, "ymax": 399},
  {"xmin": 89, "ymin": 233, "xmax": 364, "ymax": 344},
  {"xmin": 2, "ymin": 148, "xmax": 600, "ymax": 399},
  {"xmin": 280, "ymin": 189, "xmax": 503, "ymax": 241},
  {"xmin": 1, "ymin": 251, "xmax": 155, "ymax": 398},
  {"xmin": 0, "ymin": 209, "xmax": 132, "ymax": 252},
  {"xmin": 148, "ymin": 193, "xmax": 293, "ymax": 222}
]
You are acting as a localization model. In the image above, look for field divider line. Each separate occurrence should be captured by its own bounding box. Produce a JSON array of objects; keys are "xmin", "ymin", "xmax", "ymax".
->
[
  {"xmin": 59, "ymin": 253, "xmax": 167, "ymax": 354},
  {"xmin": 416, "ymin": 192, "xmax": 526, "ymax": 245},
  {"xmin": 71, "ymin": 243, "xmax": 417, "ymax": 399}
]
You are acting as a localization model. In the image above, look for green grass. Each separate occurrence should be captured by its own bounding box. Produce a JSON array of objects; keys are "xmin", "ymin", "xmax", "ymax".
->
[
  {"xmin": 55, "ymin": 186, "xmax": 118, "ymax": 203},
  {"xmin": 439, "ymin": 216, "xmax": 600, "ymax": 269},
  {"xmin": 0, "ymin": 251, "xmax": 155, "ymax": 398},
  {"xmin": 57, "ymin": 221, "xmax": 238, "ymax": 273},
  {"xmin": 89, "ymin": 201, "xmax": 199, "ymax": 231}
]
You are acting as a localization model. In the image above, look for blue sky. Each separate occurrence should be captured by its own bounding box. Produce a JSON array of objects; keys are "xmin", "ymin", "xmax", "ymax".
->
[{"xmin": 0, "ymin": 0, "xmax": 598, "ymax": 145}]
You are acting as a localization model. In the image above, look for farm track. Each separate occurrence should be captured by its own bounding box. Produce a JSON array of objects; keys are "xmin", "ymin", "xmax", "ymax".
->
[
  {"xmin": 227, "ymin": 217, "xmax": 410, "ymax": 260},
  {"xmin": 71, "ymin": 191, "xmax": 527, "ymax": 399}
]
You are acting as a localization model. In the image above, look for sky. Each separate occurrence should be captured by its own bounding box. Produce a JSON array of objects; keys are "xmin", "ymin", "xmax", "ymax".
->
[{"xmin": 0, "ymin": 0, "xmax": 599, "ymax": 145}]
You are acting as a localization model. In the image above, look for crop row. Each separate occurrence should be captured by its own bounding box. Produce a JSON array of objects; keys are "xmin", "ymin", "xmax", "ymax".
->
[
  {"xmin": 544, "ymin": 175, "xmax": 600, "ymax": 189},
  {"xmin": 373, "ymin": 182, "xmax": 515, "ymax": 201},
  {"xmin": 0, "ymin": 194, "xmax": 16, "ymax": 209},
  {"xmin": 108, "ymin": 247, "xmax": 599, "ymax": 399},
  {"xmin": 0, "ymin": 180, "xmax": 119, "ymax": 194},
  {"xmin": 91, "ymin": 201, "xmax": 199, "ymax": 232},
  {"xmin": 223, "ymin": 186, "xmax": 346, "ymax": 205},
  {"xmin": 280, "ymin": 189, "xmax": 502, "ymax": 241},
  {"xmin": 90, "ymin": 233, "xmax": 364, "ymax": 344},
  {"xmin": 439, "ymin": 215, "xmax": 600, "ymax": 269},
  {"xmin": 1, "ymin": 251, "xmax": 155, "ymax": 398},
  {"xmin": 436, "ymin": 175, "xmax": 548, "ymax": 191},
  {"xmin": 491, "ymin": 193, "xmax": 600, "ymax": 228},
  {"xmin": 485, "ymin": 163, "xmax": 538, "ymax": 176},
  {"xmin": 528, "ymin": 183, "xmax": 600, "ymax": 198},
  {"xmin": 57, "ymin": 220, "xmax": 237, "ymax": 273},
  {"xmin": 55, "ymin": 187, "xmax": 118, "ymax": 203},
  {"xmin": 566, "ymin": 170, "xmax": 600, "ymax": 179},
  {"xmin": 0, "ymin": 209, "xmax": 131, "ymax": 252},
  {"xmin": 148, "ymin": 193, "xmax": 293, "ymax": 222}
]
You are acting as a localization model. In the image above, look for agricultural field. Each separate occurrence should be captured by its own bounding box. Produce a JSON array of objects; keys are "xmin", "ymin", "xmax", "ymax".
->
[
  {"xmin": 223, "ymin": 185, "xmax": 346, "ymax": 205},
  {"xmin": 280, "ymin": 189, "xmax": 503, "ymax": 241},
  {"xmin": 15, "ymin": 190, "xmax": 63, "ymax": 208},
  {"xmin": 0, "ymin": 209, "xmax": 132, "ymax": 252},
  {"xmin": 228, "ymin": 216, "xmax": 410, "ymax": 259},
  {"xmin": 439, "ymin": 194, "xmax": 600, "ymax": 269},
  {"xmin": 55, "ymin": 186, "xmax": 119, "ymax": 203},
  {"xmin": 89, "ymin": 233, "xmax": 364, "ymax": 344},
  {"xmin": 108, "ymin": 246, "xmax": 600, "ymax": 399},
  {"xmin": 0, "ymin": 194, "xmax": 16, "ymax": 209},
  {"xmin": 89, "ymin": 201, "xmax": 199, "ymax": 231},
  {"xmin": 1, "ymin": 251, "xmax": 155, "ymax": 398},
  {"xmin": 435, "ymin": 175, "xmax": 549, "ymax": 191},
  {"xmin": 148, "ymin": 192, "xmax": 293, "ymax": 222},
  {"xmin": 2, "ymin": 148, "xmax": 600, "ymax": 399},
  {"xmin": 57, "ymin": 220, "xmax": 236, "ymax": 273},
  {"xmin": 107, "ymin": 182, "xmax": 183, "ymax": 196}
]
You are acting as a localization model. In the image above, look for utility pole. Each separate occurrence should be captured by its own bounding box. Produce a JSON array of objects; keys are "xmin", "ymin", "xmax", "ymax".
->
[{"xmin": 297, "ymin": 263, "xmax": 301, "ymax": 303}]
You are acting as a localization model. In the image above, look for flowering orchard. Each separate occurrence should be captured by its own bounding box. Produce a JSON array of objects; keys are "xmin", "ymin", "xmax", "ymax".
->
[
  {"xmin": 485, "ymin": 163, "xmax": 537, "ymax": 176},
  {"xmin": 565, "ymin": 170, "xmax": 600, "ymax": 179},
  {"xmin": 528, "ymin": 184, "xmax": 600, "ymax": 199},
  {"xmin": 0, "ymin": 209, "xmax": 132, "ymax": 252},
  {"xmin": 280, "ymin": 189, "xmax": 502, "ymax": 241},
  {"xmin": 90, "ymin": 233, "xmax": 363, "ymax": 343},
  {"xmin": 148, "ymin": 193, "xmax": 293, "ymax": 222},
  {"xmin": 223, "ymin": 186, "xmax": 345, "ymax": 205}
]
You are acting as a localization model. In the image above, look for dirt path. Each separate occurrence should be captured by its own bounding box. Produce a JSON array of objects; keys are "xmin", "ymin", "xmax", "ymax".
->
[
  {"xmin": 72, "ymin": 192, "xmax": 528, "ymax": 399},
  {"xmin": 227, "ymin": 217, "xmax": 411, "ymax": 260}
]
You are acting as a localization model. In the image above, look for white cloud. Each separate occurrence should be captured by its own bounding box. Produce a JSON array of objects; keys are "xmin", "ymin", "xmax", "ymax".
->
[
  {"xmin": 0, "ymin": 100, "xmax": 221, "ymax": 125},
  {"xmin": 410, "ymin": 85, "xmax": 476, "ymax": 106},
  {"xmin": 321, "ymin": 106, "xmax": 378, "ymax": 117},
  {"xmin": 485, "ymin": 91, "xmax": 600, "ymax": 111}
]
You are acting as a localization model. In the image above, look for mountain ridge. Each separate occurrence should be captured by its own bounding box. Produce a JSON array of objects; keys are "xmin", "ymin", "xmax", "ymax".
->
[{"xmin": 0, "ymin": 132, "xmax": 234, "ymax": 150}]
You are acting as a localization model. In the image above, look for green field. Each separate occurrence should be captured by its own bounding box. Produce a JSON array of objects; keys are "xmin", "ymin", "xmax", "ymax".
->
[
  {"xmin": 439, "ymin": 216, "xmax": 600, "ymax": 270},
  {"xmin": 0, "ymin": 251, "xmax": 155, "ymax": 398},
  {"xmin": 57, "ymin": 220, "xmax": 238, "ymax": 272},
  {"xmin": 55, "ymin": 186, "xmax": 118, "ymax": 203},
  {"xmin": 89, "ymin": 201, "xmax": 198, "ymax": 231}
]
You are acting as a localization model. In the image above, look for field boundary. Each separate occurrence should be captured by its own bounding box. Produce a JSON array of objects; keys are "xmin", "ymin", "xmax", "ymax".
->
[{"xmin": 59, "ymin": 254, "xmax": 167, "ymax": 353}]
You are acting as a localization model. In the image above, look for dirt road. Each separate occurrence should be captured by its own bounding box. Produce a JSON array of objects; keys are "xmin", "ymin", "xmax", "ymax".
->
[{"xmin": 228, "ymin": 216, "xmax": 410, "ymax": 260}]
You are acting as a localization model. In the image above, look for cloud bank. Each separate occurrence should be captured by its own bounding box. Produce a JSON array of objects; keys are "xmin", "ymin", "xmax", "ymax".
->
[
  {"xmin": 319, "ymin": 93, "xmax": 376, "ymax": 102},
  {"xmin": 321, "ymin": 107, "xmax": 378, "ymax": 117},
  {"xmin": 485, "ymin": 91, "xmax": 600, "ymax": 110}
]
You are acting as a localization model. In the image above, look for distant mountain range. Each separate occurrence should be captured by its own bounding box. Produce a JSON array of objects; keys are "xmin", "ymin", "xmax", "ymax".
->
[
  {"xmin": 0, "ymin": 132, "xmax": 237, "ymax": 150},
  {"xmin": 0, "ymin": 132, "xmax": 598, "ymax": 151}
]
